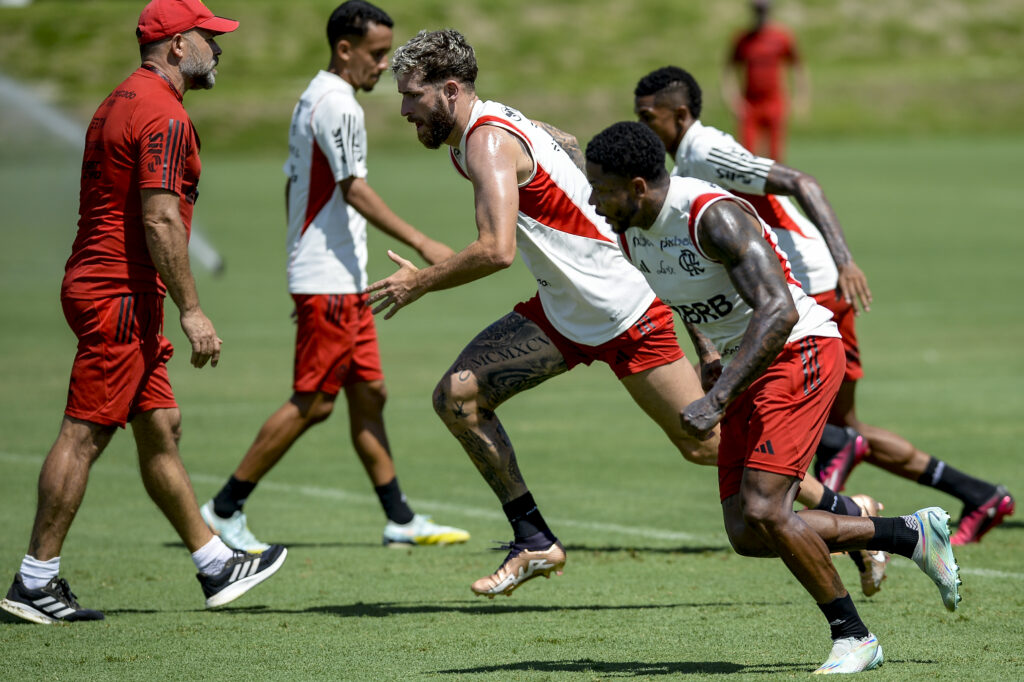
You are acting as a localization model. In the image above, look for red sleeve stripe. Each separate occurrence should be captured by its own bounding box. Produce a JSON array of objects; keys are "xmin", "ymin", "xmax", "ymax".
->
[
  {"xmin": 163, "ymin": 118, "xmax": 184, "ymax": 190},
  {"xmin": 467, "ymin": 115, "xmax": 531, "ymax": 147},
  {"xmin": 687, "ymin": 192, "xmax": 731, "ymax": 261},
  {"xmin": 734, "ymin": 192, "xmax": 809, "ymax": 239},
  {"xmin": 449, "ymin": 147, "xmax": 470, "ymax": 180},
  {"xmin": 518, "ymin": 164, "xmax": 612, "ymax": 243},
  {"xmin": 618, "ymin": 232, "xmax": 632, "ymax": 261}
]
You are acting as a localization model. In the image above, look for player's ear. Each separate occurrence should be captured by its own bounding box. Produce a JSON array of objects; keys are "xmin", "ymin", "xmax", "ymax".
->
[
  {"xmin": 630, "ymin": 177, "xmax": 648, "ymax": 199},
  {"xmin": 443, "ymin": 80, "xmax": 459, "ymax": 102},
  {"xmin": 334, "ymin": 38, "xmax": 352, "ymax": 64},
  {"xmin": 675, "ymin": 104, "xmax": 690, "ymax": 125}
]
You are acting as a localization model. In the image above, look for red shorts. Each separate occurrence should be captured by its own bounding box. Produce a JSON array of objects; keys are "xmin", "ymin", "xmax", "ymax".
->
[
  {"xmin": 812, "ymin": 290, "xmax": 863, "ymax": 381},
  {"xmin": 513, "ymin": 295, "xmax": 683, "ymax": 379},
  {"xmin": 62, "ymin": 294, "xmax": 177, "ymax": 428},
  {"xmin": 717, "ymin": 335, "xmax": 844, "ymax": 500},
  {"xmin": 292, "ymin": 293, "xmax": 383, "ymax": 395},
  {"xmin": 740, "ymin": 97, "xmax": 787, "ymax": 159}
]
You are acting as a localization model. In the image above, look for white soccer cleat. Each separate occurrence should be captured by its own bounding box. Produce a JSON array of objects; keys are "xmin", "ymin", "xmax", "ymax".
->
[
  {"xmin": 813, "ymin": 633, "xmax": 883, "ymax": 674},
  {"xmin": 200, "ymin": 500, "xmax": 271, "ymax": 553},
  {"xmin": 382, "ymin": 514, "xmax": 470, "ymax": 547}
]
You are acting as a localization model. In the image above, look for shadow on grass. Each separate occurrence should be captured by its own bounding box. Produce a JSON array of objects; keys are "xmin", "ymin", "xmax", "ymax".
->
[
  {"xmin": 563, "ymin": 544, "xmax": 731, "ymax": 555},
  {"xmin": 214, "ymin": 599, "xmax": 777, "ymax": 618},
  {"xmin": 436, "ymin": 657, "xmax": 938, "ymax": 676},
  {"xmin": 436, "ymin": 658, "xmax": 816, "ymax": 676}
]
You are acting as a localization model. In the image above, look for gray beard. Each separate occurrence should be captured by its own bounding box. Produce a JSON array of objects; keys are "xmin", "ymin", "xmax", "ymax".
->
[{"xmin": 181, "ymin": 53, "xmax": 216, "ymax": 90}]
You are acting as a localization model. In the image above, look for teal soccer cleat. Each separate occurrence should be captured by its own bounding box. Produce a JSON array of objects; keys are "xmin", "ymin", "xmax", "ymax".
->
[{"xmin": 910, "ymin": 507, "xmax": 962, "ymax": 612}]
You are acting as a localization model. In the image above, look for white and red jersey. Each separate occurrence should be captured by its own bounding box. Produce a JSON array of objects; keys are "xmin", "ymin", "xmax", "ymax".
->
[
  {"xmin": 618, "ymin": 176, "xmax": 838, "ymax": 364},
  {"xmin": 672, "ymin": 120, "xmax": 838, "ymax": 295},
  {"xmin": 450, "ymin": 100, "xmax": 655, "ymax": 345},
  {"xmin": 283, "ymin": 71, "xmax": 369, "ymax": 294}
]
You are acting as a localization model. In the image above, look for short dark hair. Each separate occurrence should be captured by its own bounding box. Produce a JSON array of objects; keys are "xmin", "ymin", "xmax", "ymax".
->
[
  {"xmin": 634, "ymin": 66, "xmax": 702, "ymax": 119},
  {"xmin": 586, "ymin": 122, "xmax": 668, "ymax": 182},
  {"xmin": 327, "ymin": 0, "xmax": 393, "ymax": 48}
]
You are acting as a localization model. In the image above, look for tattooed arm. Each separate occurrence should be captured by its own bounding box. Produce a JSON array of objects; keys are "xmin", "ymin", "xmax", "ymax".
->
[
  {"xmin": 532, "ymin": 119, "xmax": 585, "ymax": 172},
  {"xmin": 679, "ymin": 200, "xmax": 798, "ymax": 438},
  {"xmin": 765, "ymin": 163, "xmax": 871, "ymax": 313}
]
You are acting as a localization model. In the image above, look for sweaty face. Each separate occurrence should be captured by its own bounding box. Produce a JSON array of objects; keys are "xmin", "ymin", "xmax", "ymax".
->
[
  {"xmin": 181, "ymin": 30, "xmax": 220, "ymax": 90},
  {"xmin": 344, "ymin": 22, "xmax": 393, "ymax": 92},
  {"xmin": 586, "ymin": 161, "xmax": 637, "ymax": 235},
  {"xmin": 634, "ymin": 95, "xmax": 681, "ymax": 155},
  {"xmin": 397, "ymin": 73, "xmax": 457, "ymax": 149}
]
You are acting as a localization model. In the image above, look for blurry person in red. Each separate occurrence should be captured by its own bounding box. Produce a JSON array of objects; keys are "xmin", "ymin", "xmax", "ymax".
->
[{"xmin": 721, "ymin": 0, "xmax": 809, "ymax": 160}]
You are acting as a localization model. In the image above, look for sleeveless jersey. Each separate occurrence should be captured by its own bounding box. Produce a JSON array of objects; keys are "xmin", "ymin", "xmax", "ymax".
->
[
  {"xmin": 283, "ymin": 71, "xmax": 369, "ymax": 294},
  {"xmin": 673, "ymin": 120, "xmax": 838, "ymax": 295},
  {"xmin": 617, "ymin": 176, "xmax": 838, "ymax": 364},
  {"xmin": 450, "ymin": 100, "xmax": 655, "ymax": 345}
]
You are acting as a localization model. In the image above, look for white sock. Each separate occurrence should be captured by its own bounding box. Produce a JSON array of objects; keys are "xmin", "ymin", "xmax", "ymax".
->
[
  {"xmin": 20, "ymin": 555, "xmax": 60, "ymax": 590},
  {"xmin": 191, "ymin": 536, "xmax": 235, "ymax": 576}
]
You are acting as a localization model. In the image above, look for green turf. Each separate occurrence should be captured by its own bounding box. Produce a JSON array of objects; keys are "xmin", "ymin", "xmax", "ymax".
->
[
  {"xmin": 1, "ymin": 137, "xmax": 1023, "ymax": 679},
  {"xmin": 1, "ymin": 0, "xmax": 1022, "ymax": 151}
]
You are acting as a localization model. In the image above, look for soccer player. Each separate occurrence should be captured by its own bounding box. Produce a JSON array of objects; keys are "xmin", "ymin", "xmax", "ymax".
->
[
  {"xmin": 584, "ymin": 121, "xmax": 962, "ymax": 674},
  {"xmin": 366, "ymin": 29, "xmax": 873, "ymax": 599},
  {"xmin": 0, "ymin": 0, "xmax": 287, "ymax": 625},
  {"xmin": 721, "ymin": 0, "xmax": 808, "ymax": 160},
  {"xmin": 199, "ymin": 1, "xmax": 469, "ymax": 550},
  {"xmin": 634, "ymin": 65, "xmax": 1015, "ymax": 545}
]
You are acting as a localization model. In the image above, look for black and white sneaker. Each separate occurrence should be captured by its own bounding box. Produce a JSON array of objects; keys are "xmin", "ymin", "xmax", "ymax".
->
[
  {"xmin": 0, "ymin": 573, "xmax": 105, "ymax": 624},
  {"xmin": 197, "ymin": 544, "xmax": 287, "ymax": 608}
]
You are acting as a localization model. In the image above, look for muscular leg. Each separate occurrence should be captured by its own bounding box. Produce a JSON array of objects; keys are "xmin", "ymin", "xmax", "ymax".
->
[
  {"xmin": 723, "ymin": 469, "xmax": 855, "ymax": 603},
  {"xmin": 132, "ymin": 408, "xmax": 213, "ymax": 553},
  {"xmin": 233, "ymin": 392, "xmax": 335, "ymax": 483},
  {"xmin": 344, "ymin": 380, "xmax": 395, "ymax": 486},
  {"xmin": 433, "ymin": 312, "xmax": 567, "ymax": 504},
  {"xmin": 27, "ymin": 417, "xmax": 116, "ymax": 560},
  {"xmin": 619, "ymin": 359, "xmax": 719, "ymax": 466}
]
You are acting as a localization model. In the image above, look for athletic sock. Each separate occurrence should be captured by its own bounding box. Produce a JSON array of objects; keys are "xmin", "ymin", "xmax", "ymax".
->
[
  {"xmin": 502, "ymin": 492, "xmax": 555, "ymax": 544},
  {"xmin": 818, "ymin": 593, "xmax": 871, "ymax": 640},
  {"xmin": 19, "ymin": 555, "xmax": 59, "ymax": 590},
  {"xmin": 866, "ymin": 516, "xmax": 920, "ymax": 559},
  {"xmin": 212, "ymin": 476, "xmax": 257, "ymax": 518},
  {"xmin": 918, "ymin": 457, "xmax": 998, "ymax": 509},
  {"xmin": 191, "ymin": 536, "xmax": 235, "ymax": 576},
  {"xmin": 814, "ymin": 487, "xmax": 862, "ymax": 517},
  {"xmin": 375, "ymin": 477, "xmax": 415, "ymax": 525},
  {"xmin": 816, "ymin": 423, "xmax": 853, "ymax": 460}
]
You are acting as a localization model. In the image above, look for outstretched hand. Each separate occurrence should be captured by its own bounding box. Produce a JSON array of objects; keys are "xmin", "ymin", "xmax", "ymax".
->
[
  {"xmin": 836, "ymin": 262, "xmax": 872, "ymax": 314},
  {"xmin": 365, "ymin": 250, "xmax": 422, "ymax": 319}
]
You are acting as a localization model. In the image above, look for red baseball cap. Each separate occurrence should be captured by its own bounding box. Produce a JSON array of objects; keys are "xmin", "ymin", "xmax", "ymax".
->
[{"xmin": 137, "ymin": 0, "xmax": 239, "ymax": 45}]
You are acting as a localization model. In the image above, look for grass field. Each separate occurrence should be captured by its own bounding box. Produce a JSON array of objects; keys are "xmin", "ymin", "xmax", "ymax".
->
[{"xmin": 1, "ymin": 132, "xmax": 1024, "ymax": 680}]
